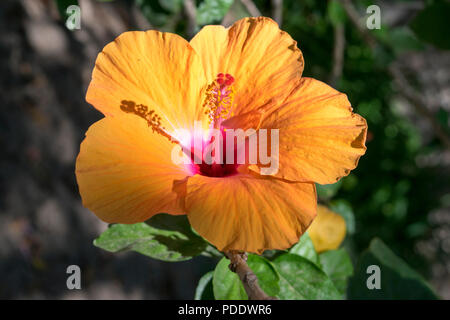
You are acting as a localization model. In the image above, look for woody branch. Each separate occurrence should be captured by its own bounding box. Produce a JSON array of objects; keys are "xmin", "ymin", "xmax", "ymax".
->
[{"xmin": 225, "ymin": 251, "xmax": 277, "ymax": 300}]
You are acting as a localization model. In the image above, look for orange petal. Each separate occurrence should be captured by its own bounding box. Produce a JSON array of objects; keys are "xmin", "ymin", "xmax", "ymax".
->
[
  {"xmin": 221, "ymin": 109, "xmax": 264, "ymax": 131},
  {"xmin": 75, "ymin": 114, "xmax": 190, "ymax": 224},
  {"xmin": 86, "ymin": 30, "xmax": 207, "ymax": 132},
  {"xmin": 308, "ymin": 205, "xmax": 346, "ymax": 253},
  {"xmin": 185, "ymin": 172, "xmax": 317, "ymax": 254},
  {"xmin": 190, "ymin": 17, "xmax": 304, "ymax": 116},
  {"xmin": 258, "ymin": 77, "xmax": 367, "ymax": 184}
]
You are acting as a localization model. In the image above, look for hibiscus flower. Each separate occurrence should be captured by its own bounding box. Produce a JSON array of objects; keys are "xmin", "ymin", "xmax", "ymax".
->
[{"xmin": 76, "ymin": 17, "xmax": 367, "ymax": 254}]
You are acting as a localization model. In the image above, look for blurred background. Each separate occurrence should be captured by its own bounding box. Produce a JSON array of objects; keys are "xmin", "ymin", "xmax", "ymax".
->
[{"xmin": 0, "ymin": 0, "xmax": 449, "ymax": 299}]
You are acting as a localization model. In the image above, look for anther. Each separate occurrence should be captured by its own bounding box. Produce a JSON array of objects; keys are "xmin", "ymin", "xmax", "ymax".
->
[
  {"xmin": 120, "ymin": 100, "xmax": 176, "ymax": 144},
  {"xmin": 203, "ymin": 73, "xmax": 236, "ymax": 127}
]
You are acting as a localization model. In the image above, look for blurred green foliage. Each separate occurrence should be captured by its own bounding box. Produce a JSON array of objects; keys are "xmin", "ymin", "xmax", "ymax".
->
[
  {"xmin": 55, "ymin": 0, "xmax": 79, "ymax": 19},
  {"xmin": 196, "ymin": 0, "xmax": 233, "ymax": 25},
  {"xmin": 348, "ymin": 238, "xmax": 438, "ymax": 299},
  {"xmin": 410, "ymin": 0, "xmax": 450, "ymax": 50}
]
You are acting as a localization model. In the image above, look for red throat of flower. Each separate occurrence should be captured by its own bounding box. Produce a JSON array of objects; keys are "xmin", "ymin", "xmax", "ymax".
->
[{"xmin": 186, "ymin": 129, "xmax": 240, "ymax": 178}]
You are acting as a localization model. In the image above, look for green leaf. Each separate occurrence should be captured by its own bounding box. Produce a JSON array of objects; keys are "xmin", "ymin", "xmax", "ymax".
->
[
  {"xmin": 319, "ymin": 248, "xmax": 353, "ymax": 295},
  {"xmin": 247, "ymin": 255, "xmax": 280, "ymax": 297},
  {"xmin": 329, "ymin": 200, "xmax": 355, "ymax": 235},
  {"xmin": 195, "ymin": 271, "xmax": 214, "ymax": 300},
  {"xmin": 327, "ymin": 0, "xmax": 346, "ymax": 26},
  {"xmin": 273, "ymin": 254, "xmax": 341, "ymax": 300},
  {"xmin": 316, "ymin": 180, "xmax": 342, "ymax": 200},
  {"xmin": 348, "ymin": 238, "xmax": 439, "ymax": 299},
  {"xmin": 410, "ymin": 1, "xmax": 450, "ymax": 50},
  {"xmin": 93, "ymin": 214, "xmax": 207, "ymax": 262},
  {"xmin": 289, "ymin": 232, "xmax": 319, "ymax": 265},
  {"xmin": 213, "ymin": 257, "xmax": 247, "ymax": 300},
  {"xmin": 196, "ymin": 0, "xmax": 234, "ymax": 26},
  {"xmin": 213, "ymin": 255, "xmax": 280, "ymax": 300}
]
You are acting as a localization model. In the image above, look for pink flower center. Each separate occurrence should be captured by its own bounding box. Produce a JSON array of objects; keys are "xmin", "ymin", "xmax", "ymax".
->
[{"xmin": 188, "ymin": 129, "xmax": 240, "ymax": 177}]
